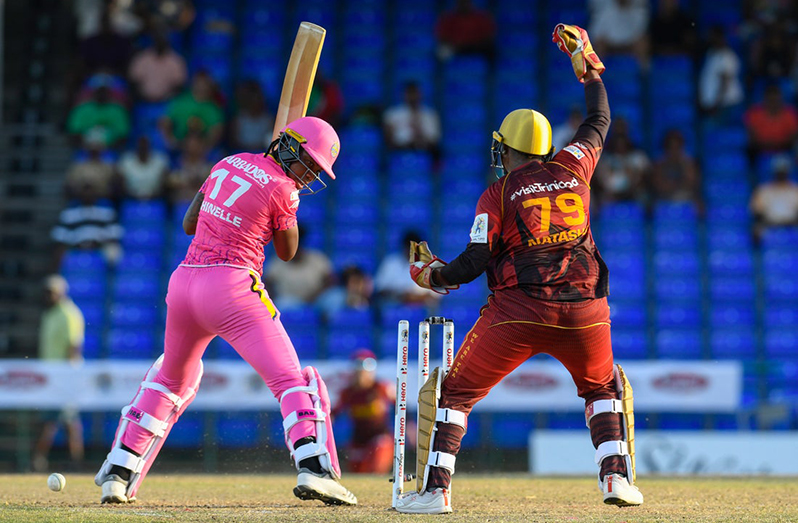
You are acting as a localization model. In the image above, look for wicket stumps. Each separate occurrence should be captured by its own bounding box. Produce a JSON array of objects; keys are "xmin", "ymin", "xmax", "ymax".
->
[{"xmin": 392, "ymin": 316, "xmax": 454, "ymax": 507}]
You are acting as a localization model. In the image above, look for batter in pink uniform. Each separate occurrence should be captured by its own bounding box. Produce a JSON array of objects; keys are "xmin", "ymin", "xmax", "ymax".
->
[{"xmin": 95, "ymin": 117, "xmax": 357, "ymax": 506}]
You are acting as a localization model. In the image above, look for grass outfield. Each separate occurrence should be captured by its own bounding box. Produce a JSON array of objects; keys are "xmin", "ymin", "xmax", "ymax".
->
[{"xmin": 1, "ymin": 474, "xmax": 797, "ymax": 522}]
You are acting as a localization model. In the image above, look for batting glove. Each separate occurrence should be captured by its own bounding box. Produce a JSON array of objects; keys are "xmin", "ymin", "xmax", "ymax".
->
[
  {"xmin": 552, "ymin": 23, "xmax": 605, "ymax": 83},
  {"xmin": 409, "ymin": 241, "xmax": 459, "ymax": 295}
]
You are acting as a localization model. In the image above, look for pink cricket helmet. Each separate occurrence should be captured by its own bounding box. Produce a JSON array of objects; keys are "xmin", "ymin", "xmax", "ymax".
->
[{"xmin": 280, "ymin": 116, "xmax": 340, "ymax": 179}]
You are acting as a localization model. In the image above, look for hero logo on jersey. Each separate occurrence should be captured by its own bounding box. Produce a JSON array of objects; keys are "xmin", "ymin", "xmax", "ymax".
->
[
  {"xmin": 563, "ymin": 144, "xmax": 585, "ymax": 160},
  {"xmin": 470, "ymin": 213, "xmax": 488, "ymax": 243}
]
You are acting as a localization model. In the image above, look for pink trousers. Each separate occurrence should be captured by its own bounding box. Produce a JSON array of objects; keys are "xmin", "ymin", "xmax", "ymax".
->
[{"xmin": 121, "ymin": 265, "xmax": 316, "ymax": 454}]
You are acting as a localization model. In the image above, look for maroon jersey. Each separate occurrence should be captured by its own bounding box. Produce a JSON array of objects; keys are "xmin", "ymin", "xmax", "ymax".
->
[
  {"xmin": 474, "ymin": 139, "xmax": 608, "ymax": 301},
  {"xmin": 334, "ymin": 381, "xmax": 393, "ymax": 444}
]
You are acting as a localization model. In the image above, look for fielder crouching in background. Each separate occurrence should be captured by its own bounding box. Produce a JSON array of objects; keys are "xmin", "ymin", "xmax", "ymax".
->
[{"xmin": 398, "ymin": 24, "xmax": 643, "ymax": 514}]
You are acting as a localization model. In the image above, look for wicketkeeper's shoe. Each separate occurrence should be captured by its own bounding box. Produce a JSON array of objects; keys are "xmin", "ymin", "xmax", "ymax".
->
[
  {"xmin": 601, "ymin": 473, "xmax": 643, "ymax": 507},
  {"xmin": 294, "ymin": 468, "xmax": 357, "ymax": 506},
  {"xmin": 100, "ymin": 474, "xmax": 134, "ymax": 504},
  {"xmin": 395, "ymin": 487, "xmax": 452, "ymax": 514}
]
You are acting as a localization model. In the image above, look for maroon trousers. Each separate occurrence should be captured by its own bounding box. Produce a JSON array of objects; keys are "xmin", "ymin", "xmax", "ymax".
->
[{"xmin": 428, "ymin": 288, "xmax": 626, "ymax": 489}]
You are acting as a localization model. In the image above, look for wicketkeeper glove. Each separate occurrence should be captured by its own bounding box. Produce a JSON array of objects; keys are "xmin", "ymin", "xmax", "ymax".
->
[
  {"xmin": 552, "ymin": 23, "xmax": 605, "ymax": 83},
  {"xmin": 408, "ymin": 241, "xmax": 460, "ymax": 295}
]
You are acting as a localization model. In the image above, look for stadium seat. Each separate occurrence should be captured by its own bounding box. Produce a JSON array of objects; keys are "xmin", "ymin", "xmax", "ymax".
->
[
  {"xmin": 611, "ymin": 329, "xmax": 648, "ymax": 359},
  {"xmin": 106, "ymin": 329, "xmax": 157, "ymax": 359},
  {"xmin": 122, "ymin": 226, "xmax": 166, "ymax": 251},
  {"xmin": 60, "ymin": 250, "xmax": 107, "ymax": 275},
  {"xmin": 608, "ymin": 301, "xmax": 646, "ymax": 329},
  {"xmin": 216, "ymin": 412, "xmax": 262, "ymax": 448},
  {"xmin": 657, "ymin": 413, "xmax": 706, "ymax": 430},
  {"xmin": 764, "ymin": 306, "xmax": 798, "ymax": 328},
  {"xmin": 83, "ymin": 330, "xmax": 103, "ymax": 359},
  {"xmin": 653, "ymin": 251, "xmax": 701, "ymax": 277},
  {"xmin": 764, "ymin": 328, "xmax": 798, "ymax": 357},
  {"xmin": 110, "ymin": 303, "xmax": 159, "ymax": 327},
  {"xmin": 167, "ymin": 412, "xmax": 205, "ymax": 447},
  {"xmin": 654, "ymin": 276, "xmax": 701, "ymax": 302},
  {"xmin": 653, "ymin": 228, "xmax": 699, "ymax": 250},
  {"xmin": 328, "ymin": 308, "xmax": 374, "ymax": 328},
  {"xmin": 656, "ymin": 329, "xmax": 703, "ymax": 359},
  {"xmin": 709, "ymin": 328, "xmax": 756, "ymax": 359},
  {"xmin": 709, "ymin": 276, "xmax": 755, "ymax": 302},
  {"xmin": 489, "ymin": 414, "xmax": 536, "ymax": 448},
  {"xmin": 112, "ymin": 274, "xmax": 161, "ymax": 303},
  {"xmin": 120, "ymin": 200, "xmax": 167, "ymax": 225},
  {"xmin": 656, "ymin": 304, "xmax": 702, "ymax": 329},
  {"xmin": 326, "ymin": 326, "xmax": 374, "ymax": 359},
  {"xmin": 68, "ymin": 275, "xmax": 107, "ymax": 302}
]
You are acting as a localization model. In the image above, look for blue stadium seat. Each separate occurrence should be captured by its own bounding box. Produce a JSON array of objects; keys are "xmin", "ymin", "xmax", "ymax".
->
[
  {"xmin": 710, "ymin": 304, "xmax": 755, "ymax": 329},
  {"xmin": 210, "ymin": 337, "xmax": 238, "ymax": 359},
  {"xmin": 61, "ymin": 250, "xmax": 107, "ymax": 275},
  {"xmin": 83, "ymin": 330, "xmax": 102, "ymax": 359},
  {"xmin": 763, "ymin": 250, "xmax": 798, "ymax": 273},
  {"xmin": 654, "ymin": 276, "xmax": 701, "ymax": 302},
  {"xmin": 710, "ymin": 328, "xmax": 756, "ymax": 359},
  {"xmin": 328, "ymin": 308, "xmax": 374, "ymax": 328},
  {"xmin": 707, "ymin": 249, "xmax": 753, "ymax": 276},
  {"xmin": 702, "ymin": 152, "xmax": 747, "ymax": 179},
  {"xmin": 68, "ymin": 275, "xmax": 107, "ymax": 302},
  {"xmin": 380, "ymin": 305, "xmax": 429, "ymax": 331},
  {"xmin": 764, "ymin": 306, "xmax": 798, "ymax": 328},
  {"xmin": 283, "ymin": 329, "xmax": 320, "ymax": 361},
  {"xmin": 460, "ymin": 413, "xmax": 481, "ymax": 449},
  {"xmin": 608, "ymin": 301, "xmax": 646, "ymax": 329},
  {"xmin": 706, "ymin": 228, "xmax": 751, "ymax": 251},
  {"xmin": 106, "ymin": 329, "xmax": 157, "ymax": 359},
  {"xmin": 110, "ymin": 303, "xmax": 160, "ymax": 327},
  {"xmin": 657, "ymin": 413, "xmax": 706, "ymax": 430},
  {"xmin": 709, "ymin": 276, "xmax": 755, "ymax": 302},
  {"xmin": 112, "ymin": 274, "xmax": 161, "ymax": 303},
  {"xmin": 656, "ymin": 329, "xmax": 703, "ymax": 359},
  {"xmin": 217, "ymin": 413, "xmax": 261, "ymax": 448},
  {"xmin": 653, "ymin": 228, "xmax": 699, "ymax": 250},
  {"xmin": 653, "ymin": 251, "xmax": 701, "ymax": 276},
  {"xmin": 705, "ymin": 205, "xmax": 751, "ymax": 225},
  {"xmin": 599, "ymin": 202, "xmax": 645, "ymax": 224},
  {"xmin": 331, "ymin": 249, "xmax": 378, "ymax": 274},
  {"xmin": 764, "ymin": 328, "xmax": 798, "ymax": 357},
  {"xmin": 117, "ymin": 252, "xmax": 162, "ymax": 273},
  {"xmin": 761, "ymin": 227, "xmax": 798, "ymax": 249},
  {"xmin": 594, "ymin": 227, "xmax": 645, "ymax": 252},
  {"xmin": 489, "ymin": 414, "xmax": 535, "ymax": 448},
  {"xmin": 168, "ymin": 412, "xmax": 205, "ymax": 447},
  {"xmin": 80, "ymin": 303, "xmax": 105, "ymax": 328},
  {"xmin": 656, "ymin": 304, "xmax": 702, "ymax": 329},
  {"xmin": 763, "ymin": 276, "xmax": 798, "ymax": 302},
  {"xmin": 653, "ymin": 202, "xmax": 699, "ymax": 223},
  {"xmin": 326, "ymin": 326, "xmax": 374, "ymax": 359},
  {"xmin": 123, "ymin": 226, "xmax": 166, "ymax": 251},
  {"xmin": 611, "ymin": 329, "xmax": 648, "ymax": 359}
]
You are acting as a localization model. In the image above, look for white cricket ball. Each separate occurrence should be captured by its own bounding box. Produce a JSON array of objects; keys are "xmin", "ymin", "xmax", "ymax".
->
[{"xmin": 47, "ymin": 473, "xmax": 66, "ymax": 492}]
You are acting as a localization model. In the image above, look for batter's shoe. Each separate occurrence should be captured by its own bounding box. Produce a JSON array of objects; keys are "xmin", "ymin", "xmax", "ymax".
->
[
  {"xmin": 100, "ymin": 474, "xmax": 134, "ymax": 504},
  {"xmin": 395, "ymin": 488, "xmax": 452, "ymax": 514},
  {"xmin": 294, "ymin": 468, "xmax": 357, "ymax": 506},
  {"xmin": 601, "ymin": 473, "xmax": 643, "ymax": 507}
]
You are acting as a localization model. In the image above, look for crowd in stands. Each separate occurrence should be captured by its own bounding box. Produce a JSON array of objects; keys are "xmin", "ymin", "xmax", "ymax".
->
[{"xmin": 49, "ymin": 0, "xmax": 798, "ymax": 362}]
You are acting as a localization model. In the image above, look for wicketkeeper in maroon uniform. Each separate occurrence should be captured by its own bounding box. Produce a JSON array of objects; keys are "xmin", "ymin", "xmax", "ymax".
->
[{"xmin": 396, "ymin": 24, "xmax": 644, "ymax": 514}]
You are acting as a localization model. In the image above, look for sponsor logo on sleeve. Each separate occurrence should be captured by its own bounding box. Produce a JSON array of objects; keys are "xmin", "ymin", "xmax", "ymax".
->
[
  {"xmin": 470, "ymin": 213, "xmax": 488, "ymax": 243},
  {"xmin": 563, "ymin": 144, "xmax": 585, "ymax": 160}
]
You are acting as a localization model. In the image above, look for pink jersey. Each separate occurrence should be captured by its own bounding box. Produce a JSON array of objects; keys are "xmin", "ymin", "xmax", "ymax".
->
[{"xmin": 182, "ymin": 153, "xmax": 299, "ymax": 273}]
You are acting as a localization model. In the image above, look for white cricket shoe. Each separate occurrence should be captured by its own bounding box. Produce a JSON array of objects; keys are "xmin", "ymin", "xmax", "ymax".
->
[
  {"xmin": 601, "ymin": 473, "xmax": 643, "ymax": 507},
  {"xmin": 395, "ymin": 488, "xmax": 452, "ymax": 514},
  {"xmin": 294, "ymin": 468, "xmax": 357, "ymax": 506},
  {"xmin": 100, "ymin": 474, "xmax": 134, "ymax": 504}
]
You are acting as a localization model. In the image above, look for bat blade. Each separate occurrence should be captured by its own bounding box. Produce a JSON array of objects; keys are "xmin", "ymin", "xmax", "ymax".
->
[{"xmin": 271, "ymin": 22, "xmax": 326, "ymax": 141}]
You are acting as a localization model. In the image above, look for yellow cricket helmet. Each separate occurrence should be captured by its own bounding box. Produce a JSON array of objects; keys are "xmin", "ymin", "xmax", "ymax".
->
[{"xmin": 490, "ymin": 109, "xmax": 555, "ymax": 176}]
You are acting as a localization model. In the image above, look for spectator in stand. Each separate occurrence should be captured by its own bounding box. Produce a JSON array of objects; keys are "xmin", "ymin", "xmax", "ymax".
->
[
  {"xmin": 651, "ymin": 129, "xmax": 703, "ymax": 210},
  {"xmin": 748, "ymin": 19, "xmax": 796, "ymax": 85},
  {"xmin": 332, "ymin": 349, "xmax": 395, "ymax": 474},
  {"xmin": 32, "ymin": 275, "xmax": 85, "ymax": 473},
  {"xmin": 593, "ymin": 121, "xmax": 650, "ymax": 209},
  {"xmin": 434, "ymin": 0, "xmax": 496, "ymax": 61},
  {"xmin": 648, "ymin": 0, "xmax": 698, "ymax": 56},
  {"xmin": 750, "ymin": 154, "xmax": 798, "ymax": 242},
  {"xmin": 67, "ymin": 80, "xmax": 130, "ymax": 151},
  {"xmin": 317, "ymin": 265, "xmax": 374, "ymax": 318},
  {"xmin": 308, "ymin": 72, "xmax": 344, "ymax": 129},
  {"xmin": 699, "ymin": 25, "xmax": 745, "ymax": 123},
  {"xmin": 745, "ymin": 83, "xmax": 798, "ymax": 158},
  {"xmin": 231, "ymin": 79, "xmax": 274, "ymax": 152},
  {"xmin": 117, "ymin": 136, "xmax": 169, "ymax": 200},
  {"xmin": 552, "ymin": 106, "xmax": 583, "ymax": 154},
  {"xmin": 78, "ymin": 8, "xmax": 132, "ymax": 76},
  {"xmin": 65, "ymin": 137, "xmax": 117, "ymax": 202},
  {"xmin": 265, "ymin": 225, "xmax": 334, "ymax": 309},
  {"xmin": 128, "ymin": 28, "xmax": 188, "ymax": 103},
  {"xmin": 382, "ymin": 82, "xmax": 441, "ymax": 156},
  {"xmin": 51, "ymin": 183, "xmax": 124, "ymax": 268},
  {"xmin": 166, "ymin": 132, "xmax": 212, "ymax": 204},
  {"xmin": 588, "ymin": 0, "xmax": 650, "ymax": 65},
  {"xmin": 74, "ymin": 71, "xmax": 130, "ymax": 108},
  {"xmin": 159, "ymin": 71, "xmax": 224, "ymax": 151},
  {"xmin": 374, "ymin": 230, "xmax": 441, "ymax": 308}
]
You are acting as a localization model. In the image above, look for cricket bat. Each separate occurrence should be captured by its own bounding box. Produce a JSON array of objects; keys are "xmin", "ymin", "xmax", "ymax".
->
[{"xmin": 271, "ymin": 22, "xmax": 326, "ymax": 141}]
